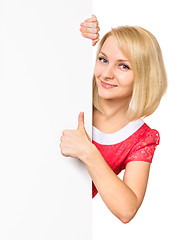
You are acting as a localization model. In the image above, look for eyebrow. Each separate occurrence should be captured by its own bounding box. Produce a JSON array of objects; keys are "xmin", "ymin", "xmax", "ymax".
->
[{"xmin": 99, "ymin": 51, "xmax": 129, "ymax": 62}]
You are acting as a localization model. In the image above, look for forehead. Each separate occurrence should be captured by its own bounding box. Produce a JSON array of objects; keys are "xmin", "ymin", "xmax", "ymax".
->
[{"xmin": 100, "ymin": 36, "xmax": 129, "ymax": 60}]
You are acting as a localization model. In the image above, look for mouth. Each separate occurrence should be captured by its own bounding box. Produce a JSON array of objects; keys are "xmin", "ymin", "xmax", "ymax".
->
[{"xmin": 100, "ymin": 80, "xmax": 118, "ymax": 89}]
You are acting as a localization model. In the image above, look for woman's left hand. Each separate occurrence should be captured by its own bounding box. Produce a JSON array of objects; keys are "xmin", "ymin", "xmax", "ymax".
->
[{"xmin": 60, "ymin": 112, "xmax": 93, "ymax": 164}]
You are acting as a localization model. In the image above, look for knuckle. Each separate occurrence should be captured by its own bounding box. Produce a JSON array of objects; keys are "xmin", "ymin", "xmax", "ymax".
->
[
  {"xmin": 93, "ymin": 22, "xmax": 98, "ymax": 28},
  {"xmin": 63, "ymin": 130, "xmax": 69, "ymax": 135},
  {"xmin": 93, "ymin": 33, "xmax": 99, "ymax": 39},
  {"xmin": 60, "ymin": 146, "xmax": 66, "ymax": 155},
  {"xmin": 61, "ymin": 150, "xmax": 66, "ymax": 156},
  {"xmin": 61, "ymin": 148, "xmax": 63, "ymax": 155},
  {"xmin": 85, "ymin": 19, "xmax": 91, "ymax": 24}
]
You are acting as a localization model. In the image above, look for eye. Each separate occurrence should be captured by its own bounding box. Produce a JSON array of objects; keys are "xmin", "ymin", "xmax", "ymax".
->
[
  {"xmin": 98, "ymin": 57, "xmax": 107, "ymax": 63},
  {"xmin": 120, "ymin": 64, "xmax": 130, "ymax": 70}
]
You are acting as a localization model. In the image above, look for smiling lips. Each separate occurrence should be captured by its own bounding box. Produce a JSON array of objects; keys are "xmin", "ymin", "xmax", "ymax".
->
[{"xmin": 101, "ymin": 81, "xmax": 118, "ymax": 89}]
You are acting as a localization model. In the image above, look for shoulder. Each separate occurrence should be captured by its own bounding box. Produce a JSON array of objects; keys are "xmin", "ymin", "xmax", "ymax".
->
[
  {"xmin": 136, "ymin": 122, "xmax": 160, "ymax": 147},
  {"xmin": 127, "ymin": 120, "xmax": 160, "ymax": 154},
  {"xmin": 123, "ymin": 122, "xmax": 160, "ymax": 168},
  {"xmin": 128, "ymin": 121, "xmax": 160, "ymax": 158}
]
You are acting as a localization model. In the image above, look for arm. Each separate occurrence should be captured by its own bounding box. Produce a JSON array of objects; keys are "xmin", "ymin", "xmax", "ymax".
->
[
  {"xmin": 84, "ymin": 145, "xmax": 151, "ymax": 224},
  {"xmin": 60, "ymin": 112, "xmax": 154, "ymax": 223}
]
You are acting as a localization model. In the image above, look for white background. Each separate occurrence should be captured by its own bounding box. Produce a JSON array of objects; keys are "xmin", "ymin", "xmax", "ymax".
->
[
  {"xmin": 92, "ymin": 0, "xmax": 186, "ymax": 239},
  {"xmin": 1, "ymin": 1, "xmax": 186, "ymax": 239},
  {"xmin": 0, "ymin": 1, "xmax": 93, "ymax": 239}
]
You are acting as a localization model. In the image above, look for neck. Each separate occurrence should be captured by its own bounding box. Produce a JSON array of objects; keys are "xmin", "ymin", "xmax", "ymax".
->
[{"xmin": 97, "ymin": 97, "xmax": 131, "ymax": 121}]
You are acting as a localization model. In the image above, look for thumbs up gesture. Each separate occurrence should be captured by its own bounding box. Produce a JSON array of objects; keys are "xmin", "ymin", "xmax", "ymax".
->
[{"xmin": 60, "ymin": 112, "xmax": 93, "ymax": 164}]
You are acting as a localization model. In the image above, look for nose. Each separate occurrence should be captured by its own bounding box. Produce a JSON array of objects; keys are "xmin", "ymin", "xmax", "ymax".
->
[{"xmin": 101, "ymin": 65, "xmax": 114, "ymax": 80}]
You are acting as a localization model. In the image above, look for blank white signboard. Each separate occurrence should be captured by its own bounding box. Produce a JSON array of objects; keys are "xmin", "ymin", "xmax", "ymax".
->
[{"xmin": 0, "ymin": 1, "xmax": 93, "ymax": 239}]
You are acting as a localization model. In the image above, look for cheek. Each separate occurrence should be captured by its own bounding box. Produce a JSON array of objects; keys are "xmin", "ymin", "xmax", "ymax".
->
[
  {"xmin": 94, "ymin": 62, "xmax": 104, "ymax": 78},
  {"xmin": 128, "ymin": 76, "xmax": 134, "ymax": 88},
  {"xmin": 118, "ymin": 72, "xmax": 134, "ymax": 87},
  {"xmin": 127, "ymin": 76, "xmax": 134, "ymax": 95}
]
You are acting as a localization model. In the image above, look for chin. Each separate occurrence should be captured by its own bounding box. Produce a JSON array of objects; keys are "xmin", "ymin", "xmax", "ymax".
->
[{"xmin": 97, "ymin": 89, "xmax": 116, "ymax": 100}]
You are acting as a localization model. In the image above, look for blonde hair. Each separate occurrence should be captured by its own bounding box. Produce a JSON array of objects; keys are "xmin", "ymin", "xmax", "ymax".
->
[{"xmin": 93, "ymin": 26, "xmax": 167, "ymax": 121}]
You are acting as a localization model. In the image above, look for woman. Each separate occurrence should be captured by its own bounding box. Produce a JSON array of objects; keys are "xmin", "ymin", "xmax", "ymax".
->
[{"xmin": 60, "ymin": 14, "xmax": 167, "ymax": 224}]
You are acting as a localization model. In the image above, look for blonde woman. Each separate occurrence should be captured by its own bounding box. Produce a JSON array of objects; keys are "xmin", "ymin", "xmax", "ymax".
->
[{"xmin": 60, "ymin": 14, "xmax": 167, "ymax": 224}]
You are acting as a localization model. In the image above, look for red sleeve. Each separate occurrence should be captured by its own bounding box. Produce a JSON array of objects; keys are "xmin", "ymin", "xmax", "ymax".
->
[{"xmin": 123, "ymin": 129, "xmax": 160, "ymax": 168}]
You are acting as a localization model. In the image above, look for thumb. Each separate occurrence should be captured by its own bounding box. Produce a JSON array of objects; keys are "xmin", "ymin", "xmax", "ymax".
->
[
  {"xmin": 92, "ymin": 39, "xmax": 100, "ymax": 46},
  {"xmin": 77, "ymin": 112, "xmax": 85, "ymax": 130}
]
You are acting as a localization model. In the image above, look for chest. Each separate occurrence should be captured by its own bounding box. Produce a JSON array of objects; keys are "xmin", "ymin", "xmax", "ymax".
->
[{"xmin": 92, "ymin": 118, "xmax": 146, "ymax": 172}]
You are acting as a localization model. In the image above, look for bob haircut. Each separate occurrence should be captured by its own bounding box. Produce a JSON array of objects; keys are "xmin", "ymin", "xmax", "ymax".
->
[{"xmin": 92, "ymin": 26, "xmax": 167, "ymax": 121}]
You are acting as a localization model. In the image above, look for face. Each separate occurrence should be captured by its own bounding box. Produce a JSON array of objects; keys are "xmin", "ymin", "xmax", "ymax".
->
[{"xmin": 94, "ymin": 36, "xmax": 134, "ymax": 103}]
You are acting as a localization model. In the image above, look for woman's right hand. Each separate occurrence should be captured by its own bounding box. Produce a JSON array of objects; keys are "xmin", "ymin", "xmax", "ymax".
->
[{"xmin": 80, "ymin": 14, "xmax": 100, "ymax": 46}]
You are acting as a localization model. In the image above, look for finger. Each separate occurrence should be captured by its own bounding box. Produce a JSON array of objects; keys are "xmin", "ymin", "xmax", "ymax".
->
[
  {"xmin": 92, "ymin": 39, "xmax": 100, "ymax": 46},
  {"xmin": 80, "ymin": 22, "xmax": 99, "ymax": 28},
  {"xmin": 81, "ymin": 32, "xmax": 99, "ymax": 40},
  {"xmin": 85, "ymin": 16, "xmax": 98, "ymax": 23},
  {"xmin": 80, "ymin": 26, "xmax": 99, "ymax": 34},
  {"xmin": 85, "ymin": 18, "xmax": 97, "ymax": 23},
  {"xmin": 62, "ymin": 130, "xmax": 72, "ymax": 135}
]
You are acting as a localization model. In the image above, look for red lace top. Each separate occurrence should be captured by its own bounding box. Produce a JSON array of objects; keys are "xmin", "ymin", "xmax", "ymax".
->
[{"xmin": 91, "ymin": 119, "xmax": 160, "ymax": 198}]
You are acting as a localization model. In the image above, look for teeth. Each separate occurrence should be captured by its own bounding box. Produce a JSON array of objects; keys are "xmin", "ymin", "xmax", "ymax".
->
[
  {"xmin": 107, "ymin": 84, "xmax": 117, "ymax": 87},
  {"xmin": 102, "ymin": 81, "xmax": 117, "ymax": 87}
]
